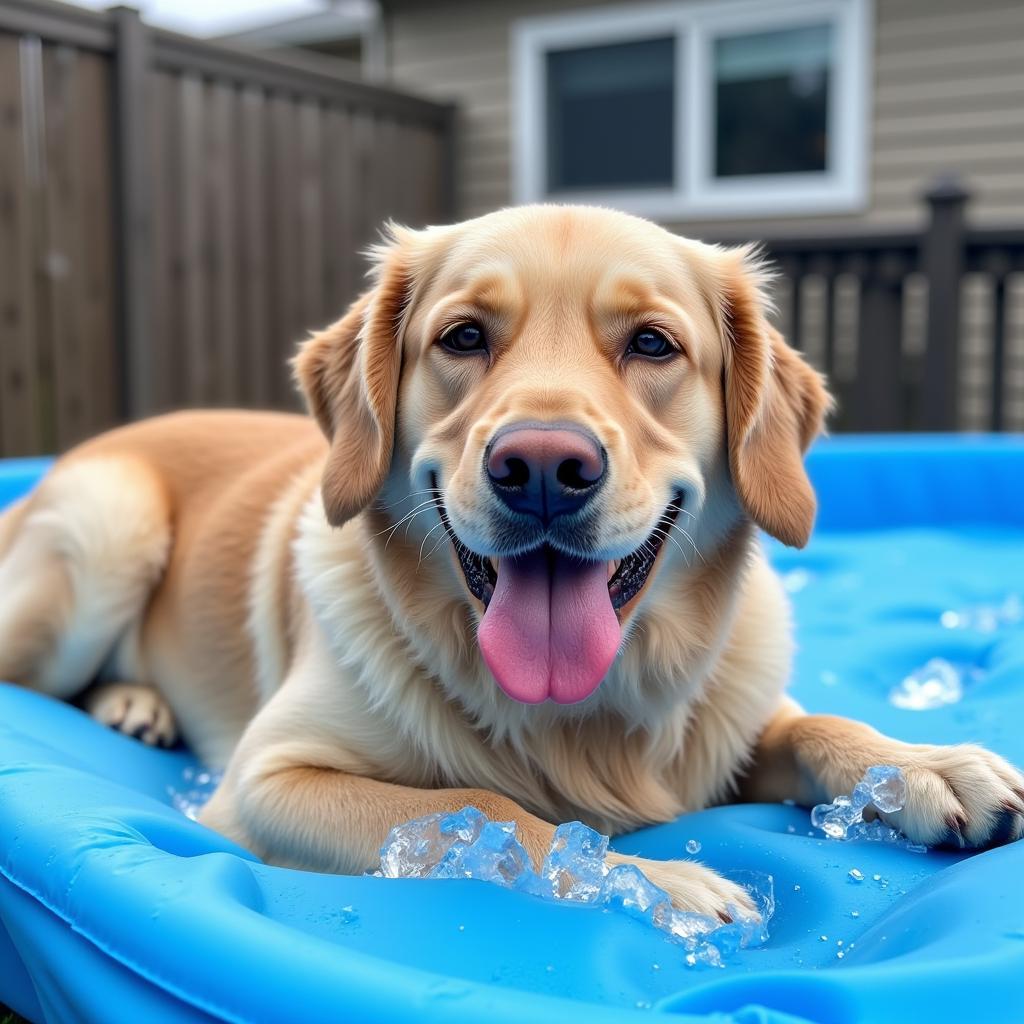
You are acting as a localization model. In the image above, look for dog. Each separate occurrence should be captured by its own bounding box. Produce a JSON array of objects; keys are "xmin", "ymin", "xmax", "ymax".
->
[{"xmin": 1, "ymin": 205, "xmax": 1021, "ymax": 921}]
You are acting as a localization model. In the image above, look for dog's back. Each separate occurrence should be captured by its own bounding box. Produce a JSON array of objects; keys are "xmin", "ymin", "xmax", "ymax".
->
[{"xmin": 0, "ymin": 410, "xmax": 324, "ymax": 763}]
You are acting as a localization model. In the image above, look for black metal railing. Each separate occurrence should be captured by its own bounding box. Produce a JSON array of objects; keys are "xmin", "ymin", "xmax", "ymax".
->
[{"xmin": 702, "ymin": 179, "xmax": 1024, "ymax": 433}]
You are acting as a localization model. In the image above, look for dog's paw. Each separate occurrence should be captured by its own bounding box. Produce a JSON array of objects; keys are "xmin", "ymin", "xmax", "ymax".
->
[
  {"xmin": 82, "ymin": 681, "xmax": 178, "ymax": 748},
  {"xmin": 881, "ymin": 744, "xmax": 1024, "ymax": 848},
  {"xmin": 607, "ymin": 852, "xmax": 757, "ymax": 923}
]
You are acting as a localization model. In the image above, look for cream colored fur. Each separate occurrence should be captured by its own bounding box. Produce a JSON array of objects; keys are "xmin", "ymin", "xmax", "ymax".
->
[{"xmin": 1, "ymin": 207, "xmax": 1021, "ymax": 925}]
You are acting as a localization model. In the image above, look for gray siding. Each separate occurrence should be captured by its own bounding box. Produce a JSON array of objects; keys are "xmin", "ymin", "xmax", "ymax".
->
[{"xmin": 383, "ymin": 0, "xmax": 1024, "ymax": 233}]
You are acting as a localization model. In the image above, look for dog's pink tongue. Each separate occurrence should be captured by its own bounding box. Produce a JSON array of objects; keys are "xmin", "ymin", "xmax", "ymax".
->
[{"xmin": 478, "ymin": 549, "xmax": 620, "ymax": 704}]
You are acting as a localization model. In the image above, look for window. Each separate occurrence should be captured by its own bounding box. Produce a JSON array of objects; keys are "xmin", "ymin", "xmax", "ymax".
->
[
  {"xmin": 513, "ymin": 0, "xmax": 871, "ymax": 219},
  {"xmin": 546, "ymin": 38, "xmax": 676, "ymax": 192},
  {"xmin": 713, "ymin": 24, "xmax": 832, "ymax": 177}
]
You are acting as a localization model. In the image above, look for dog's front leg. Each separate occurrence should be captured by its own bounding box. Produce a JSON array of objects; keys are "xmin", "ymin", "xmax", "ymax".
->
[
  {"xmin": 741, "ymin": 698, "xmax": 1024, "ymax": 847},
  {"xmin": 205, "ymin": 757, "xmax": 560, "ymax": 874},
  {"xmin": 199, "ymin": 634, "xmax": 756, "ymax": 920},
  {"xmin": 204, "ymin": 756, "xmax": 757, "ymax": 920}
]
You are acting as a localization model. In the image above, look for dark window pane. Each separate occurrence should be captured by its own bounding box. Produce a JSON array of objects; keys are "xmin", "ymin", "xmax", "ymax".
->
[
  {"xmin": 714, "ymin": 24, "xmax": 832, "ymax": 178},
  {"xmin": 546, "ymin": 37, "xmax": 674, "ymax": 193}
]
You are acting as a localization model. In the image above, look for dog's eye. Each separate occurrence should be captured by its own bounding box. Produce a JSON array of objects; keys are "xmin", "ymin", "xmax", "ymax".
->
[
  {"xmin": 627, "ymin": 329, "xmax": 674, "ymax": 359},
  {"xmin": 440, "ymin": 323, "xmax": 487, "ymax": 354}
]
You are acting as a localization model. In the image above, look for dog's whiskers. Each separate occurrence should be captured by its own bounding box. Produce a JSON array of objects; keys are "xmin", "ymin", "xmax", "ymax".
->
[
  {"xmin": 650, "ymin": 526, "xmax": 691, "ymax": 567},
  {"xmin": 386, "ymin": 507, "xmax": 444, "ymax": 551},
  {"xmin": 670, "ymin": 521, "xmax": 707, "ymax": 567},
  {"xmin": 373, "ymin": 488, "xmax": 441, "ymax": 513},
  {"xmin": 664, "ymin": 501, "xmax": 696, "ymax": 521},
  {"xmin": 375, "ymin": 498, "xmax": 442, "ymax": 545},
  {"xmin": 417, "ymin": 520, "xmax": 449, "ymax": 567}
]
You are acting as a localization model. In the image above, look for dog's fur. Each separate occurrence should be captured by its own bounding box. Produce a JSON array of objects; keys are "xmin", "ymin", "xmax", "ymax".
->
[{"xmin": 2, "ymin": 206, "xmax": 1021, "ymax": 920}]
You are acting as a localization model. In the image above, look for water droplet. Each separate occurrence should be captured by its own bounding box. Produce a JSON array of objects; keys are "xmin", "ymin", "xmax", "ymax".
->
[
  {"xmin": 851, "ymin": 910, "xmax": 860, "ymax": 918},
  {"xmin": 819, "ymin": 934, "xmax": 829, "ymax": 942},
  {"xmin": 837, "ymin": 950, "xmax": 845, "ymax": 959},
  {"xmin": 793, "ymin": 884, "xmax": 802, "ymax": 891},
  {"xmin": 848, "ymin": 868, "xmax": 864, "ymax": 882},
  {"xmin": 685, "ymin": 839, "xmax": 702, "ymax": 855}
]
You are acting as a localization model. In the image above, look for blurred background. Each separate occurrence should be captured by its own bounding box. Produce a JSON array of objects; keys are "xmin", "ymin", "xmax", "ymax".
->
[{"xmin": 0, "ymin": 0, "xmax": 1021, "ymax": 458}]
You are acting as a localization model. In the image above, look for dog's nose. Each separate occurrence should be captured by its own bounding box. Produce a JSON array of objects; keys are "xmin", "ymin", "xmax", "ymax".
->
[{"xmin": 486, "ymin": 423, "xmax": 606, "ymax": 522}]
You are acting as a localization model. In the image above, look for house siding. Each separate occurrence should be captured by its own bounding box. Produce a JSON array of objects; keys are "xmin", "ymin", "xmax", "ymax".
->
[{"xmin": 383, "ymin": 0, "xmax": 1024, "ymax": 233}]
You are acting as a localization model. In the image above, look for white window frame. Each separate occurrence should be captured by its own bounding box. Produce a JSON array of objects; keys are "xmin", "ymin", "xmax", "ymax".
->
[{"xmin": 512, "ymin": 0, "xmax": 872, "ymax": 220}]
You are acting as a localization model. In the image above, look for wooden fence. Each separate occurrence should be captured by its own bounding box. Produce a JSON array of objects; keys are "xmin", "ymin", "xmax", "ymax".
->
[
  {"xmin": 714, "ymin": 181, "xmax": 1024, "ymax": 434},
  {"xmin": 2, "ymin": 2, "xmax": 1021, "ymax": 454},
  {"xmin": 0, "ymin": 0, "xmax": 454, "ymax": 457}
]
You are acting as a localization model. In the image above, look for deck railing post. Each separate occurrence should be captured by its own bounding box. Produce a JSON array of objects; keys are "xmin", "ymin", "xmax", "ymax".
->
[
  {"xmin": 920, "ymin": 175, "xmax": 969, "ymax": 431},
  {"xmin": 112, "ymin": 5, "xmax": 151, "ymax": 420}
]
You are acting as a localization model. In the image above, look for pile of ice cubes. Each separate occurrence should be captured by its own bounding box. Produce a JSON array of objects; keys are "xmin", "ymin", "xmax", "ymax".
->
[
  {"xmin": 810, "ymin": 765, "xmax": 926, "ymax": 852},
  {"xmin": 379, "ymin": 807, "xmax": 773, "ymax": 967}
]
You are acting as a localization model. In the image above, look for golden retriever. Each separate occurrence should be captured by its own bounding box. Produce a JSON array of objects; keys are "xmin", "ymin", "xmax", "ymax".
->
[{"xmin": 1, "ymin": 206, "xmax": 1021, "ymax": 921}]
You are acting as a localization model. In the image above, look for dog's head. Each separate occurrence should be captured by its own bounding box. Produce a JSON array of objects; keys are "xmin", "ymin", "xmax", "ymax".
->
[{"xmin": 295, "ymin": 207, "xmax": 829, "ymax": 707}]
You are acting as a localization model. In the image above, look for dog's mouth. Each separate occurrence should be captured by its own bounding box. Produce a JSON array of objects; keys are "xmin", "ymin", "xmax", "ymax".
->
[{"xmin": 434, "ymin": 481, "xmax": 682, "ymax": 705}]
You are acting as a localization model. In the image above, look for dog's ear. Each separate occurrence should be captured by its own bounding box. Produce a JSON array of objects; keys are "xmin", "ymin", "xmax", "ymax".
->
[
  {"xmin": 293, "ymin": 230, "xmax": 412, "ymax": 527},
  {"xmin": 720, "ymin": 248, "xmax": 832, "ymax": 548}
]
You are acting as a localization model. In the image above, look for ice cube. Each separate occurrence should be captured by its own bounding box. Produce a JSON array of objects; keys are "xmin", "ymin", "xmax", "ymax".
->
[
  {"xmin": 379, "ymin": 806, "xmax": 487, "ymax": 879},
  {"xmin": 540, "ymin": 821, "xmax": 608, "ymax": 901},
  {"xmin": 850, "ymin": 782, "xmax": 873, "ymax": 811},
  {"xmin": 810, "ymin": 765, "xmax": 917, "ymax": 847},
  {"xmin": 889, "ymin": 658, "xmax": 963, "ymax": 710},
  {"xmin": 811, "ymin": 802, "xmax": 856, "ymax": 840},
  {"xmin": 727, "ymin": 870, "xmax": 774, "ymax": 948},
  {"xmin": 866, "ymin": 765, "xmax": 907, "ymax": 813},
  {"xmin": 653, "ymin": 904, "xmax": 718, "ymax": 946},
  {"xmin": 380, "ymin": 813, "xmax": 447, "ymax": 879},
  {"xmin": 599, "ymin": 864, "xmax": 671, "ymax": 922},
  {"xmin": 440, "ymin": 806, "xmax": 487, "ymax": 843},
  {"xmin": 438, "ymin": 819, "xmax": 534, "ymax": 888},
  {"xmin": 710, "ymin": 920, "xmax": 746, "ymax": 957}
]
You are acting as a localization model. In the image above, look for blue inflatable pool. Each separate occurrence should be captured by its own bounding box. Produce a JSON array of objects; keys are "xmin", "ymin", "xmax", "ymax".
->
[{"xmin": 2, "ymin": 436, "xmax": 1023, "ymax": 1024}]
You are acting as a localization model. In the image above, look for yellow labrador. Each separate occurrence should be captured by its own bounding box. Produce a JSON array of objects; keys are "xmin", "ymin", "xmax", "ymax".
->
[{"xmin": 1, "ymin": 206, "xmax": 1021, "ymax": 921}]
